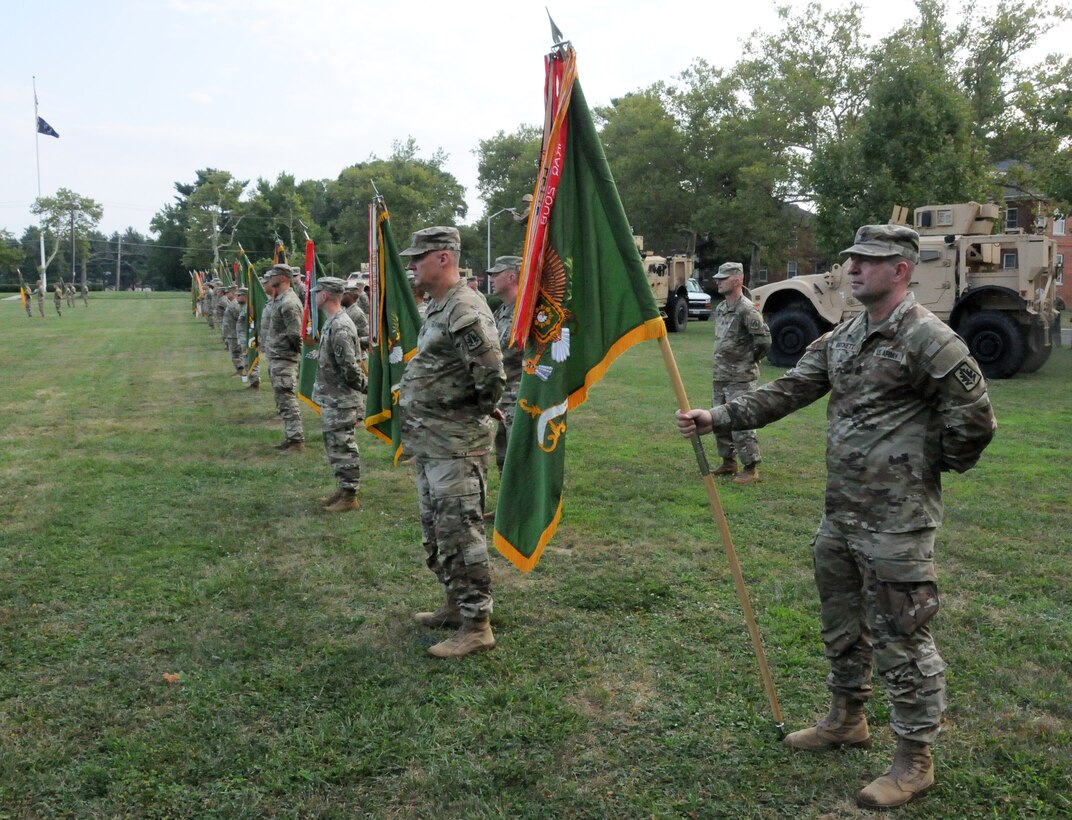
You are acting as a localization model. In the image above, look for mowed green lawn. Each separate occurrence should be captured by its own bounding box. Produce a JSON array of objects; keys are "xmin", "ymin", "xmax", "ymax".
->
[{"xmin": 0, "ymin": 293, "xmax": 1069, "ymax": 818}]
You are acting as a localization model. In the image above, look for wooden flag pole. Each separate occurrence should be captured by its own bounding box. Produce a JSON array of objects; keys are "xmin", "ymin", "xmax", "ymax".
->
[{"xmin": 658, "ymin": 335, "xmax": 785, "ymax": 738}]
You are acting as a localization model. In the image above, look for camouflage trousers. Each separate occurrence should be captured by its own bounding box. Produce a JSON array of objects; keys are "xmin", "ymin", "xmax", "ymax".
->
[
  {"xmin": 269, "ymin": 359, "xmax": 304, "ymax": 443},
  {"xmin": 54, "ymin": 300, "xmax": 62, "ymax": 317},
  {"xmin": 812, "ymin": 517, "xmax": 946, "ymax": 744},
  {"xmin": 225, "ymin": 337, "xmax": 243, "ymax": 372},
  {"xmin": 415, "ymin": 455, "xmax": 493, "ymax": 620},
  {"xmin": 36, "ymin": 296, "xmax": 44, "ymax": 317},
  {"xmin": 712, "ymin": 380, "xmax": 761, "ymax": 466},
  {"xmin": 321, "ymin": 405, "xmax": 361, "ymax": 491},
  {"xmin": 81, "ymin": 293, "xmax": 88, "ymax": 307}
]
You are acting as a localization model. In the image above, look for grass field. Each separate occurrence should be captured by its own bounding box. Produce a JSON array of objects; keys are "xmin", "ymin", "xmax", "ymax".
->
[{"xmin": 1, "ymin": 293, "xmax": 1069, "ymax": 818}]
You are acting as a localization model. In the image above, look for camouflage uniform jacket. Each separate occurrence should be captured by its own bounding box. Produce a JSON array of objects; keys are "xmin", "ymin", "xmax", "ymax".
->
[
  {"xmin": 233, "ymin": 303, "xmax": 250, "ymax": 349},
  {"xmin": 260, "ymin": 297, "xmax": 275, "ymax": 356},
  {"xmin": 312, "ymin": 311, "xmax": 367, "ymax": 410},
  {"xmin": 399, "ymin": 281, "xmax": 505, "ymax": 459},
  {"xmin": 344, "ymin": 302, "xmax": 370, "ymax": 349},
  {"xmin": 267, "ymin": 289, "xmax": 303, "ymax": 362},
  {"xmin": 711, "ymin": 293, "xmax": 995, "ymax": 532},
  {"xmin": 493, "ymin": 298, "xmax": 523, "ymax": 412},
  {"xmin": 214, "ymin": 297, "xmax": 228, "ymax": 327},
  {"xmin": 356, "ymin": 291, "xmax": 370, "ymax": 317},
  {"xmin": 712, "ymin": 295, "xmax": 771, "ymax": 382},
  {"xmin": 222, "ymin": 299, "xmax": 241, "ymax": 341}
]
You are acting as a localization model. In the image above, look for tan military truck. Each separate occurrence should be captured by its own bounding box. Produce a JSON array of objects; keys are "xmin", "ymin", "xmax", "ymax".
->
[
  {"xmin": 751, "ymin": 202, "xmax": 1062, "ymax": 378},
  {"xmin": 637, "ymin": 235, "xmax": 695, "ymax": 333}
]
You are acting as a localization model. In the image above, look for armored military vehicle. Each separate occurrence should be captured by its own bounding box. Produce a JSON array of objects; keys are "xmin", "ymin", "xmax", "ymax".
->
[
  {"xmin": 751, "ymin": 202, "xmax": 1061, "ymax": 378},
  {"xmin": 637, "ymin": 235, "xmax": 696, "ymax": 333}
]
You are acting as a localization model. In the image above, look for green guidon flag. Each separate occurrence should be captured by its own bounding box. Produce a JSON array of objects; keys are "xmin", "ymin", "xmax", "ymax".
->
[
  {"xmin": 298, "ymin": 238, "xmax": 325, "ymax": 414},
  {"xmin": 240, "ymin": 250, "xmax": 267, "ymax": 376},
  {"xmin": 365, "ymin": 198, "xmax": 422, "ymax": 464},
  {"xmin": 493, "ymin": 45, "xmax": 667, "ymax": 572}
]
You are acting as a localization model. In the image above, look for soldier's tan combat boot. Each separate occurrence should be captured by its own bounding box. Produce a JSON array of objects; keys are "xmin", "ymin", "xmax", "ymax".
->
[
  {"xmin": 783, "ymin": 694, "xmax": 871, "ymax": 751},
  {"xmin": 733, "ymin": 464, "xmax": 760, "ymax": 485},
  {"xmin": 712, "ymin": 458, "xmax": 739, "ymax": 476},
  {"xmin": 324, "ymin": 489, "xmax": 359, "ymax": 512},
  {"xmin": 856, "ymin": 738, "xmax": 934, "ymax": 809},
  {"xmin": 320, "ymin": 489, "xmax": 343, "ymax": 506},
  {"xmin": 278, "ymin": 440, "xmax": 306, "ymax": 453},
  {"xmin": 414, "ymin": 600, "xmax": 463, "ymax": 630},
  {"xmin": 426, "ymin": 617, "xmax": 496, "ymax": 658}
]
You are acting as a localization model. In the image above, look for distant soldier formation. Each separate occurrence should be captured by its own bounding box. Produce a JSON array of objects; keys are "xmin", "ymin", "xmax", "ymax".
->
[{"xmin": 13, "ymin": 273, "xmax": 90, "ymax": 318}]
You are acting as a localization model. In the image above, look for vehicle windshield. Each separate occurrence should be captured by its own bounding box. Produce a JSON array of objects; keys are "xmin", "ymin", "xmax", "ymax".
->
[{"xmin": 686, "ymin": 279, "xmax": 702, "ymax": 292}]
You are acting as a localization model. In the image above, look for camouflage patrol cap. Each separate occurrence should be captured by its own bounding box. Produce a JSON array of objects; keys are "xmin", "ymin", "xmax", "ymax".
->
[
  {"xmin": 487, "ymin": 255, "xmax": 523, "ymax": 274},
  {"xmin": 841, "ymin": 224, "xmax": 920, "ymax": 264},
  {"xmin": 235, "ymin": 287, "xmax": 248, "ymax": 296},
  {"xmin": 399, "ymin": 226, "xmax": 461, "ymax": 256},
  {"xmin": 317, "ymin": 276, "xmax": 346, "ymax": 294},
  {"xmin": 343, "ymin": 280, "xmax": 360, "ymax": 293},
  {"xmin": 267, "ymin": 263, "xmax": 294, "ymax": 279},
  {"xmin": 713, "ymin": 262, "xmax": 744, "ymax": 279}
]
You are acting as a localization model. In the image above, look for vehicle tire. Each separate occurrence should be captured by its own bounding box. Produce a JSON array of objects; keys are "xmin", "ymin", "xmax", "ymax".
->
[
  {"xmin": 1019, "ymin": 320, "xmax": 1052, "ymax": 374},
  {"xmin": 767, "ymin": 308, "xmax": 821, "ymax": 367},
  {"xmin": 665, "ymin": 295, "xmax": 688, "ymax": 333},
  {"xmin": 960, "ymin": 311, "xmax": 1026, "ymax": 379}
]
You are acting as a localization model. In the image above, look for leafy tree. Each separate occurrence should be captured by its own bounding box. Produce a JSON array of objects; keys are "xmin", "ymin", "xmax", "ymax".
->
[
  {"xmin": 238, "ymin": 173, "xmax": 319, "ymax": 264},
  {"xmin": 30, "ymin": 188, "xmax": 103, "ymax": 282},
  {"xmin": 149, "ymin": 201, "xmax": 191, "ymax": 289},
  {"xmin": 474, "ymin": 125, "xmax": 541, "ymax": 263},
  {"xmin": 0, "ymin": 229, "xmax": 24, "ymax": 277},
  {"xmin": 812, "ymin": 41, "xmax": 988, "ymax": 253},
  {"xmin": 595, "ymin": 88, "xmax": 691, "ymax": 255},
  {"xmin": 324, "ymin": 139, "xmax": 467, "ymax": 273},
  {"xmin": 181, "ymin": 169, "xmax": 248, "ymax": 270}
]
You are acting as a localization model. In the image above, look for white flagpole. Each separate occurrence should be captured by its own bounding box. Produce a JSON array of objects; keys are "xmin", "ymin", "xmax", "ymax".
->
[{"xmin": 33, "ymin": 76, "xmax": 48, "ymax": 290}]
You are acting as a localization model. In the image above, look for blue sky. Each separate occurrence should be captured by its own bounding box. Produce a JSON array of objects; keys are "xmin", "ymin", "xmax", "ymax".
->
[{"xmin": 2, "ymin": 0, "xmax": 1068, "ymax": 238}]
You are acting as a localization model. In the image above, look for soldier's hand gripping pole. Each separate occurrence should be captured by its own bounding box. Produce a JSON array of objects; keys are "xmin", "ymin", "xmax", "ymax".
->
[{"xmin": 658, "ymin": 335, "xmax": 785, "ymax": 739}]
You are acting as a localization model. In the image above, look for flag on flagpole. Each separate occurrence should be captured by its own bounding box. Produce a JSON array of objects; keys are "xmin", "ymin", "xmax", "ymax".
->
[
  {"xmin": 240, "ymin": 249, "xmax": 267, "ymax": 375},
  {"xmin": 364, "ymin": 198, "xmax": 423, "ymax": 464},
  {"xmin": 36, "ymin": 117, "xmax": 59, "ymax": 138},
  {"xmin": 298, "ymin": 238, "xmax": 323, "ymax": 413},
  {"xmin": 493, "ymin": 45, "xmax": 667, "ymax": 572}
]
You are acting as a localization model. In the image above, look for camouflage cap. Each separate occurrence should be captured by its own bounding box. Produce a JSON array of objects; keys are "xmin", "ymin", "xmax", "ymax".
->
[
  {"xmin": 399, "ymin": 226, "xmax": 461, "ymax": 256},
  {"xmin": 267, "ymin": 263, "xmax": 295, "ymax": 278},
  {"xmin": 713, "ymin": 262, "xmax": 744, "ymax": 279},
  {"xmin": 487, "ymin": 255, "xmax": 523, "ymax": 274},
  {"xmin": 841, "ymin": 224, "xmax": 920, "ymax": 264},
  {"xmin": 235, "ymin": 287, "xmax": 249, "ymax": 296},
  {"xmin": 317, "ymin": 276, "xmax": 346, "ymax": 294},
  {"xmin": 343, "ymin": 280, "xmax": 360, "ymax": 293}
]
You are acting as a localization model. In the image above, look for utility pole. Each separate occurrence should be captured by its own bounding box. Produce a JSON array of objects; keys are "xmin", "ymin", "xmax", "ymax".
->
[
  {"xmin": 69, "ymin": 206, "xmax": 77, "ymax": 282},
  {"xmin": 116, "ymin": 236, "xmax": 122, "ymax": 291}
]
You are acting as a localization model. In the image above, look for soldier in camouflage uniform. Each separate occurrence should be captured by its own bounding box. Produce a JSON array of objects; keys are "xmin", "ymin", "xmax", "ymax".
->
[
  {"xmin": 266, "ymin": 264, "xmax": 305, "ymax": 451},
  {"xmin": 65, "ymin": 284, "xmax": 75, "ymax": 308},
  {"xmin": 677, "ymin": 225, "xmax": 996, "ymax": 810},
  {"xmin": 399, "ymin": 227, "xmax": 505, "ymax": 659},
  {"xmin": 259, "ymin": 273, "xmax": 276, "ymax": 372},
  {"xmin": 341, "ymin": 281, "xmax": 370, "ymax": 352},
  {"xmin": 204, "ymin": 281, "xmax": 218, "ymax": 328},
  {"xmin": 215, "ymin": 284, "xmax": 231, "ymax": 340},
  {"xmin": 222, "ymin": 288, "xmax": 245, "ymax": 377},
  {"xmin": 52, "ymin": 284, "xmax": 63, "ymax": 316},
  {"xmin": 487, "ymin": 256, "xmax": 524, "ymax": 475},
  {"xmin": 234, "ymin": 288, "xmax": 259, "ymax": 389},
  {"xmin": 710, "ymin": 262, "xmax": 771, "ymax": 485},
  {"xmin": 312, "ymin": 277, "xmax": 368, "ymax": 512},
  {"xmin": 35, "ymin": 281, "xmax": 45, "ymax": 317},
  {"xmin": 81, "ymin": 281, "xmax": 88, "ymax": 307}
]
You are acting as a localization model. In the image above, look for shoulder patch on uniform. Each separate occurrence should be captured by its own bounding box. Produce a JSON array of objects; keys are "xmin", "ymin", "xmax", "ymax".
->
[
  {"xmin": 462, "ymin": 326, "xmax": 487, "ymax": 353},
  {"xmin": 748, "ymin": 317, "xmax": 762, "ymax": 331},
  {"xmin": 924, "ymin": 337, "xmax": 971, "ymax": 378},
  {"xmin": 953, "ymin": 361, "xmax": 982, "ymax": 391}
]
